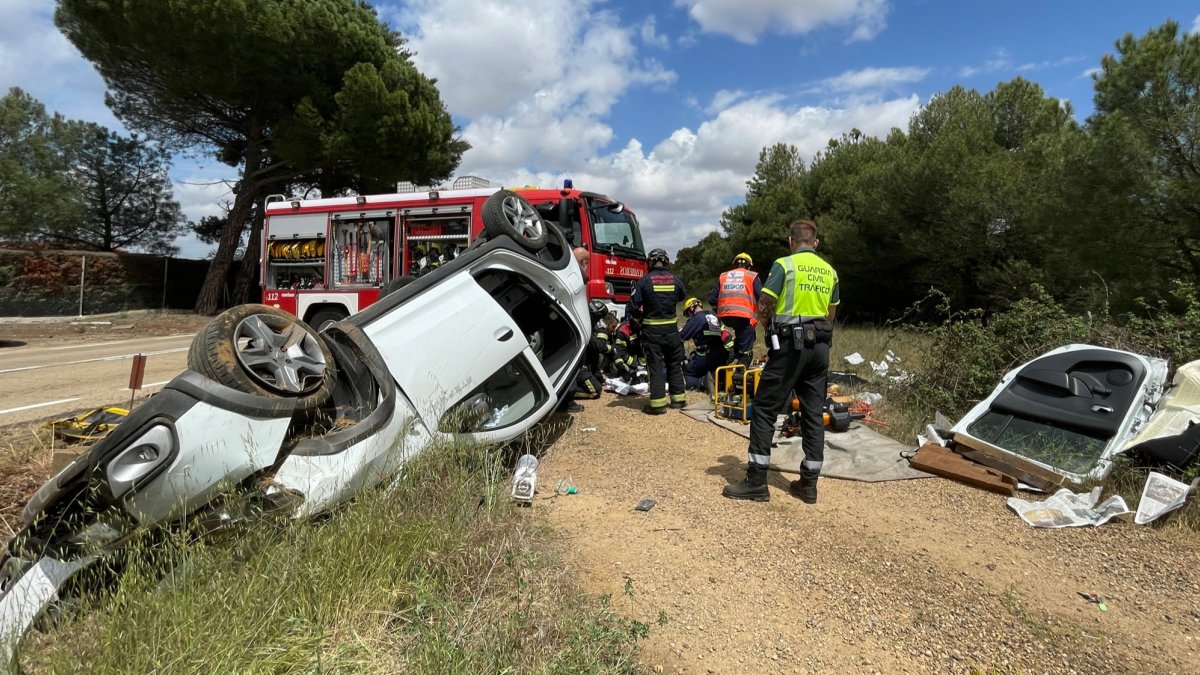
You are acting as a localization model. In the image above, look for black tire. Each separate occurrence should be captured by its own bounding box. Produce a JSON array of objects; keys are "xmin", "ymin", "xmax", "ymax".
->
[
  {"xmin": 307, "ymin": 308, "xmax": 348, "ymax": 332},
  {"xmin": 481, "ymin": 190, "xmax": 548, "ymax": 251},
  {"xmin": 379, "ymin": 275, "xmax": 417, "ymax": 298},
  {"xmin": 188, "ymin": 304, "xmax": 335, "ymax": 412}
]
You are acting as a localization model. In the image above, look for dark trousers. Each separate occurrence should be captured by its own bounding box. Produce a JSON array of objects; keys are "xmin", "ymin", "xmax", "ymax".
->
[
  {"xmin": 724, "ymin": 316, "xmax": 756, "ymax": 366},
  {"xmin": 574, "ymin": 369, "xmax": 602, "ymax": 399},
  {"xmin": 747, "ymin": 334, "xmax": 829, "ymax": 472},
  {"xmin": 684, "ymin": 349, "xmax": 729, "ymax": 390},
  {"xmin": 643, "ymin": 323, "xmax": 686, "ymax": 408}
]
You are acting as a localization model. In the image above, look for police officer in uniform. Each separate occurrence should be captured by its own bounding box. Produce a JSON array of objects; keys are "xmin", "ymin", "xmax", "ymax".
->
[
  {"xmin": 628, "ymin": 248, "xmax": 687, "ymax": 415},
  {"xmin": 708, "ymin": 252, "xmax": 762, "ymax": 368},
  {"xmin": 723, "ymin": 220, "xmax": 839, "ymax": 503}
]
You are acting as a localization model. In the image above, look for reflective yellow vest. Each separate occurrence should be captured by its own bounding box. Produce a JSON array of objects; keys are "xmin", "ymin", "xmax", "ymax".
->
[{"xmin": 773, "ymin": 251, "xmax": 837, "ymax": 324}]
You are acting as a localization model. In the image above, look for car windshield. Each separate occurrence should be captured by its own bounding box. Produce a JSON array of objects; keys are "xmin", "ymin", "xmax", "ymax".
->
[
  {"xmin": 587, "ymin": 199, "xmax": 644, "ymax": 257},
  {"xmin": 966, "ymin": 411, "xmax": 1108, "ymax": 474}
]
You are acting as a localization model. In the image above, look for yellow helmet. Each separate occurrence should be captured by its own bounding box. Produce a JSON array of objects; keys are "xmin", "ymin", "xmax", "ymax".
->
[
  {"xmin": 733, "ymin": 252, "xmax": 753, "ymax": 266},
  {"xmin": 684, "ymin": 297, "xmax": 702, "ymax": 311}
]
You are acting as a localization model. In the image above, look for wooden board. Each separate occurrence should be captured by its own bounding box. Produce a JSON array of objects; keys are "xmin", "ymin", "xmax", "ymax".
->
[
  {"xmin": 950, "ymin": 432, "xmax": 1069, "ymax": 491},
  {"xmin": 909, "ymin": 442, "xmax": 1018, "ymax": 496}
]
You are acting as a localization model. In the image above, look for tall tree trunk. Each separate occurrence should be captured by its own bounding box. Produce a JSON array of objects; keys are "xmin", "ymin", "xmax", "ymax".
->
[
  {"xmin": 194, "ymin": 188, "xmax": 256, "ymax": 314},
  {"xmin": 232, "ymin": 204, "xmax": 264, "ymax": 305},
  {"xmin": 195, "ymin": 132, "xmax": 263, "ymax": 314}
]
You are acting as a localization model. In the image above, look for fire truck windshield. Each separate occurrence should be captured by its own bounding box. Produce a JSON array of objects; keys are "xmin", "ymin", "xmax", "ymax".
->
[{"xmin": 586, "ymin": 199, "xmax": 645, "ymax": 258}]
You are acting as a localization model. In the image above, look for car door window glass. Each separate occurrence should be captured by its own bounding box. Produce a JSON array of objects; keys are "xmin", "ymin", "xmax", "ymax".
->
[{"xmin": 439, "ymin": 355, "xmax": 548, "ymax": 433}]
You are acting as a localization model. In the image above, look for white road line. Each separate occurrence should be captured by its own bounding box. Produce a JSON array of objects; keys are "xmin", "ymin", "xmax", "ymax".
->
[
  {"xmin": 0, "ymin": 397, "xmax": 82, "ymax": 416},
  {"xmin": 116, "ymin": 379, "xmax": 172, "ymax": 391},
  {"xmin": 7, "ymin": 334, "xmax": 195, "ymax": 356},
  {"xmin": 41, "ymin": 334, "xmax": 195, "ymax": 351},
  {"xmin": 0, "ymin": 346, "xmax": 188, "ymax": 375}
]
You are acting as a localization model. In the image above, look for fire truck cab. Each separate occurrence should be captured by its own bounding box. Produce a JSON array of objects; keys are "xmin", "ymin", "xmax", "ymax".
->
[{"xmin": 261, "ymin": 176, "xmax": 648, "ymax": 328}]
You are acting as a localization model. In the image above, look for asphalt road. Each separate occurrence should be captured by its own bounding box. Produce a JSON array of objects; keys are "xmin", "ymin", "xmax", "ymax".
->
[{"xmin": 0, "ymin": 334, "xmax": 194, "ymax": 427}]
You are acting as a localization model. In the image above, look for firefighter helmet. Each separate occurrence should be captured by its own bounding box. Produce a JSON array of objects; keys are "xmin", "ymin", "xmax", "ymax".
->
[
  {"xmin": 733, "ymin": 252, "xmax": 753, "ymax": 267},
  {"xmin": 684, "ymin": 297, "xmax": 702, "ymax": 313},
  {"xmin": 588, "ymin": 299, "xmax": 608, "ymax": 323},
  {"xmin": 648, "ymin": 248, "xmax": 670, "ymax": 266}
]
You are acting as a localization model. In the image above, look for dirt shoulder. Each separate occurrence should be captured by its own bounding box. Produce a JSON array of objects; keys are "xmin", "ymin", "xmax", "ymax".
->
[
  {"xmin": 0, "ymin": 311, "xmax": 210, "ymax": 346},
  {"xmin": 537, "ymin": 392, "xmax": 1200, "ymax": 674}
]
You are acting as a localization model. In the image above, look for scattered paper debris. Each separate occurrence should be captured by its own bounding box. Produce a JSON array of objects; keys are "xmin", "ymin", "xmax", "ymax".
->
[
  {"xmin": 844, "ymin": 352, "xmax": 864, "ymax": 365},
  {"xmin": 1007, "ymin": 487, "xmax": 1130, "ymax": 528},
  {"xmin": 1134, "ymin": 472, "xmax": 1199, "ymax": 525}
]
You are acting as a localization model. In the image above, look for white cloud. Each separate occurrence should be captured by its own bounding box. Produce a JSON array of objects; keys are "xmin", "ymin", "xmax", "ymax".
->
[
  {"xmin": 492, "ymin": 94, "xmax": 922, "ymax": 255},
  {"xmin": 960, "ymin": 49, "xmax": 1012, "ymax": 78},
  {"xmin": 1015, "ymin": 55, "xmax": 1084, "ymax": 73},
  {"xmin": 1191, "ymin": 14, "xmax": 1200, "ymax": 34},
  {"xmin": 674, "ymin": 0, "xmax": 890, "ymax": 44},
  {"xmin": 708, "ymin": 89, "xmax": 749, "ymax": 113},
  {"xmin": 640, "ymin": 15, "xmax": 671, "ymax": 49},
  {"xmin": 0, "ymin": 0, "xmax": 118, "ymax": 128},
  {"xmin": 1081, "ymin": 66, "xmax": 1102, "ymax": 79},
  {"xmin": 822, "ymin": 66, "xmax": 930, "ymax": 92},
  {"xmin": 395, "ymin": 0, "xmax": 673, "ymax": 120}
]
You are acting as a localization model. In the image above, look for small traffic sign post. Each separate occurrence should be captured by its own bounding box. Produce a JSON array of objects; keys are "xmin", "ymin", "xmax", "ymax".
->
[{"xmin": 128, "ymin": 354, "xmax": 147, "ymax": 409}]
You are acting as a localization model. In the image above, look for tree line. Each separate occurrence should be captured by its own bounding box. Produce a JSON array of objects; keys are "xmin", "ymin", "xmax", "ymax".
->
[
  {"xmin": 676, "ymin": 20, "xmax": 1200, "ymax": 323},
  {"xmin": 1, "ymin": 88, "xmax": 187, "ymax": 255}
]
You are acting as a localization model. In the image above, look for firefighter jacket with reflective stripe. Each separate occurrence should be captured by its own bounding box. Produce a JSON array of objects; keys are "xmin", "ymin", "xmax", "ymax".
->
[
  {"xmin": 763, "ymin": 250, "xmax": 839, "ymax": 325},
  {"xmin": 715, "ymin": 269, "xmax": 759, "ymax": 321},
  {"xmin": 584, "ymin": 327, "xmax": 615, "ymax": 373},
  {"xmin": 614, "ymin": 321, "xmax": 643, "ymax": 366},
  {"xmin": 679, "ymin": 311, "xmax": 726, "ymax": 356},
  {"xmin": 628, "ymin": 269, "xmax": 685, "ymax": 327}
]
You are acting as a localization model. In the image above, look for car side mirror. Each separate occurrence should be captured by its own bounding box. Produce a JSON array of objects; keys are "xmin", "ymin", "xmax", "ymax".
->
[{"xmin": 608, "ymin": 203, "xmax": 625, "ymax": 214}]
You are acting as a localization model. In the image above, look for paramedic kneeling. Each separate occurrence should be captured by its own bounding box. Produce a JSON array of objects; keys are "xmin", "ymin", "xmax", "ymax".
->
[{"xmin": 723, "ymin": 220, "xmax": 839, "ymax": 504}]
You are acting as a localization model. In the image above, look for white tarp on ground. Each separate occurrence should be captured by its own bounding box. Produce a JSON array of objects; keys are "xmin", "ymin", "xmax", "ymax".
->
[
  {"xmin": 680, "ymin": 399, "xmax": 931, "ymax": 482},
  {"xmin": 604, "ymin": 377, "xmax": 650, "ymax": 397},
  {"xmin": 1135, "ymin": 472, "xmax": 1199, "ymax": 525},
  {"xmin": 1007, "ymin": 487, "xmax": 1131, "ymax": 528}
]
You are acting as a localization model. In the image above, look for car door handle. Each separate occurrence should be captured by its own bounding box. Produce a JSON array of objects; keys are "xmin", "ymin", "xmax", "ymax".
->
[{"xmin": 496, "ymin": 327, "xmax": 514, "ymax": 341}]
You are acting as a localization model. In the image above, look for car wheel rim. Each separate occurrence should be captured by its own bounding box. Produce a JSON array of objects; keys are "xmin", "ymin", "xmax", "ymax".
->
[
  {"xmin": 234, "ymin": 315, "xmax": 327, "ymax": 394},
  {"xmin": 501, "ymin": 195, "xmax": 544, "ymax": 240}
]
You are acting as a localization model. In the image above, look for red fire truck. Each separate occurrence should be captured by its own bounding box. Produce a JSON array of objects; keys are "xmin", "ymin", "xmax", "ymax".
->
[{"xmin": 260, "ymin": 176, "xmax": 649, "ymax": 328}]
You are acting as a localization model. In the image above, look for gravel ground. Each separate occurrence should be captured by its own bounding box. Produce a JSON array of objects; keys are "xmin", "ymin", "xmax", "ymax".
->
[{"xmin": 537, "ymin": 391, "xmax": 1200, "ymax": 674}]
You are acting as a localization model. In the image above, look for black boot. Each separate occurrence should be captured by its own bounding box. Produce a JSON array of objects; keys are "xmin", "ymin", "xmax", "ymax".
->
[
  {"xmin": 723, "ymin": 464, "xmax": 769, "ymax": 502},
  {"xmin": 789, "ymin": 468, "xmax": 819, "ymax": 504}
]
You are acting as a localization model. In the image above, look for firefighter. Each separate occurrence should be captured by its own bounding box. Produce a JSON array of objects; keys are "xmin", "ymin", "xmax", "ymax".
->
[
  {"xmin": 724, "ymin": 220, "xmax": 838, "ymax": 504},
  {"xmin": 679, "ymin": 298, "xmax": 731, "ymax": 391},
  {"xmin": 708, "ymin": 252, "xmax": 762, "ymax": 368},
  {"xmin": 628, "ymin": 248, "xmax": 687, "ymax": 415},
  {"xmin": 560, "ymin": 299, "xmax": 608, "ymax": 413},
  {"xmin": 575, "ymin": 307, "xmax": 616, "ymax": 400},
  {"xmin": 594, "ymin": 311, "xmax": 620, "ymax": 377},
  {"xmin": 612, "ymin": 316, "xmax": 644, "ymax": 381}
]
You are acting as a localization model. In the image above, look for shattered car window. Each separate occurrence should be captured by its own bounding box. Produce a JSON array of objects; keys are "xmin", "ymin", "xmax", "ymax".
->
[
  {"xmin": 440, "ymin": 355, "xmax": 547, "ymax": 433},
  {"xmin": 966, "ymin": 411, "xmax": 1107, "ymax": 474}
]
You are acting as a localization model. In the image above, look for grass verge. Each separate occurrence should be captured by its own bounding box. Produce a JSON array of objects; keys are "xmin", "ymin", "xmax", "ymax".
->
[{"xmin": 18, "ymin": 439, "xmax": 645, "ymax": 673}]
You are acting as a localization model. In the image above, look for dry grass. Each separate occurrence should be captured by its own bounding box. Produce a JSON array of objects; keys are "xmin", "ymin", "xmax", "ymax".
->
[{"xmin": 18, "ymin": 438, "xmax": 645, "ymax": 673}]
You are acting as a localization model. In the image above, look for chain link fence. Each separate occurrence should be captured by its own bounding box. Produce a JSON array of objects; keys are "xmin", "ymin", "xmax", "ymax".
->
[{"xmin": 0, "ymin": 248, "xmax": 218, "ymax": 317}]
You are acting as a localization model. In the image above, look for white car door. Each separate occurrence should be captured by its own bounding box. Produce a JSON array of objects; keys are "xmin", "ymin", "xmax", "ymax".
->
[{"xmin": 363, "ymin": 263, "xmax": 559, "ymax": 444}]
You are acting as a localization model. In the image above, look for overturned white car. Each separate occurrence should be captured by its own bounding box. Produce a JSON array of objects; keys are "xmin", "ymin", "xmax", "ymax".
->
[{"xmin": 0, "ymin": 190, "xmax": 590, "ymax": 658}]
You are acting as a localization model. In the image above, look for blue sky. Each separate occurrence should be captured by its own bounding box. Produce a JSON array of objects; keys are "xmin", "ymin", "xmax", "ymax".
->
[{"xmin": 2, "ymin": 1, "xmax": 1198, "ymax": 259}]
